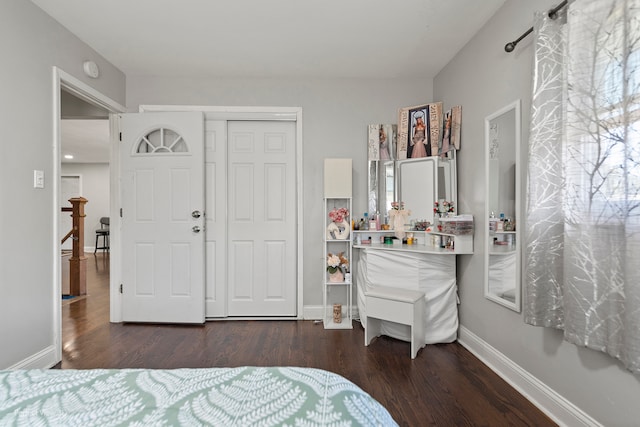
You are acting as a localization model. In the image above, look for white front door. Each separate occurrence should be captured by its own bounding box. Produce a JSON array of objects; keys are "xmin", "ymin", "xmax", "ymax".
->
[
  {"xmin": 227, "ymin": 121, "xmax": 297, "ymax": 316},
  {"xmin": 120, "ymin": 112, "xmax": 205, "ymax": 323}
]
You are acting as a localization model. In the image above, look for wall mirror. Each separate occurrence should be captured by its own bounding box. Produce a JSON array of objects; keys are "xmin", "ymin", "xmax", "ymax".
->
[
  {"xmin": 484, "ymin": 100, "xmax": 521, "ymax": 312},
  {"xmin": 368, "ymin": 154, "xmax": 457, "ymax": 226}
]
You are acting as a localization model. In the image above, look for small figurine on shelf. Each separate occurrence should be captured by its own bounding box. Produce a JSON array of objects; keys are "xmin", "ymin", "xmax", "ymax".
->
[
  {"xmin": 333, "ymin": 304, "xmax": 342, "ymax": 323},
  {"xmin": 389, "ymin": 201, "xmax": 411, "ymax": 239},
  {"xmin": 327, "ymin": 252, "xmax": 349, "ymax": 282}
]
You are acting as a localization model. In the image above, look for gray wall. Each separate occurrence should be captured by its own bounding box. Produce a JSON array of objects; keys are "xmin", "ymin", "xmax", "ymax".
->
[
  {"xmin": 61, "ymin": 90, "xmax": 109, "ymax": 119},
  {"xmin": 61, "ymin": 163, "xmax": 110, "ymax": 250},
  {"xmin": 434, "ymin": 0, "xmax": 640, "ymax": 425},
  {"xmin": 127, "ymin": 76, "xmax": 432, "ymax": 307},
  {"xmin": 0, "ymin": 0, "xmax": 125, "ymax": 368}
]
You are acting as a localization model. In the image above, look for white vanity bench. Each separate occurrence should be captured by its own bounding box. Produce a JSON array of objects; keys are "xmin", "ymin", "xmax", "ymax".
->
[{"xmin": 364, "ymin": 285, "xmax": 426, "ymax": 359}]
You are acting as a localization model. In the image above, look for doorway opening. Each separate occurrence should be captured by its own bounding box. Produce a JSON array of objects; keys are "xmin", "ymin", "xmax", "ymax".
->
[{"xmin": 52, "ymin": 67, "xmax": 125, "ymax": 362}]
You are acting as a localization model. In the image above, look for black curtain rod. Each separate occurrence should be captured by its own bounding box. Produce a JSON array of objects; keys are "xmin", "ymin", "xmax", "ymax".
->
[{"xmin": 504, "ymin": 0, "xmax": 568, "ymax": 53}]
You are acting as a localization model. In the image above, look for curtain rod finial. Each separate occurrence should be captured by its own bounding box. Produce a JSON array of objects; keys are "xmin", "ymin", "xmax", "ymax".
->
[{"xmin": 505, "ymin": 41, "xmax": 516, "ymax": 53}]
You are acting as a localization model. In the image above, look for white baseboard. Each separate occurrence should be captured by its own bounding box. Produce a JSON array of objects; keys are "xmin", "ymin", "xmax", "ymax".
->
[
  {"xmin": 303, "ymin": 305, "xmax": 323, "ymax": 320},
  {"xmin": 458, "ymin": 326, "xmax": 601, "ymax": 427},
  {"xmin": 66, "ymin": 246, "xmax": 96, "ymax": 253},
  {"xmin": 8, "ymin": 346, "xmax": 58, "ymax": 370},
  {"xmin": 303, "ymin": 305, "xmax": 359, "ymax": 321}
]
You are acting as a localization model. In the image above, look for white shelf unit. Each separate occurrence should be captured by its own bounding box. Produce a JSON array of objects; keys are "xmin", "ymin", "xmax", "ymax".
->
[
  {"xmin": 323, "ymin": 197, "xmax": 353, "ymax": 329},
  {"xmin": 352, "ymin": 229, "xmax": 473, "ymax": 255}
]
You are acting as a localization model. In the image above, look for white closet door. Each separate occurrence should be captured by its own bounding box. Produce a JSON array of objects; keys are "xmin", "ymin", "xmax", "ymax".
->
[
  {"xmin": 227, "ymin": 121, "xmax": 297, "ymax": 316},
  {"xmin": 204, "ymin": 120, "xmax": 227, "ymax": 317}
]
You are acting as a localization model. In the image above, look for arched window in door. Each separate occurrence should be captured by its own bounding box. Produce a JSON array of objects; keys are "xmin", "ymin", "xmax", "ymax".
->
[{"xmin": 135, "ymin": 128, "xmax": 188, "ymax": 154}]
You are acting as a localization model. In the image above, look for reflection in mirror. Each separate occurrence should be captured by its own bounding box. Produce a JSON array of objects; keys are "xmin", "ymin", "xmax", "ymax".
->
[
  {"xmin": 368, "ymin": 161, "xmax": 395, "ymax": 223},
  {"xmin": 368, "ymin": 161, "xmax": 379, "ymax": 214},
  {"xmin": 437, "ymin": 156, "xmax": 456, "ymax": 205},
  {"xmin": 484, "ymin": 100, "xmax": 521, "ymax": 312}
]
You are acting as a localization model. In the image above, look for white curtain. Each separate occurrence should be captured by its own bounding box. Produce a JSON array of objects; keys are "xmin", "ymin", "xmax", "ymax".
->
[{"xmin": 525, "ymin": 0, "xmax": 640, "ymax": 374}]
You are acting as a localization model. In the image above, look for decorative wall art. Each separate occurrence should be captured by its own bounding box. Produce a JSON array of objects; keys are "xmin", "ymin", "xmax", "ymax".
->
[
  {"xmin": 450, "ymin": 105, "xmax": 462, "ymax": 151},
  {"xmin": 368, "ymin": 124, "xmax": 397, "ymax": 161},
  {"xmin": 397, "ymin": 102, "xmax": 444, "ymax": 159},
  {"xmin": 409, "ymin": 106, "xmax": 429, "ymax": 159}
]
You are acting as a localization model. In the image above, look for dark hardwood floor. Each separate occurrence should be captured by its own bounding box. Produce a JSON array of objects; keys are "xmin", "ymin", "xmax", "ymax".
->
[{"xmin": 62, "ymin": 252, "xmax": 555, "ymax": 426}]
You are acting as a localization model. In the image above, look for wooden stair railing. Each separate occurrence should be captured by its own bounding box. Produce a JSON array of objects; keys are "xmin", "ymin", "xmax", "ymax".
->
[
  {"xmin": 61, "ymin": 229, "xmax": 74, "ymax": 245},
  {"xmin": 61, "ymin": 197, "xmax": 88, "ymax": 296}
]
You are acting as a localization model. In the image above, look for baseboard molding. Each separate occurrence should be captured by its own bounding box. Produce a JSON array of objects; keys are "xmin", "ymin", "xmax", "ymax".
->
[
  {"xmin": 303, "ymin": 305, "xmax": 359, "ymax": 321},
  {"xmin": 303, "ymin": 305, "xmax": 323, "ymax": 320},
  {"xmin": 64, "ymin": 247, "xmax": 98, "ymax": 254},
  {"xmin": 8, "ymin": 346, "xmax": 58, "ymax": 370},
  {"xmin": 458, "ymin": 326, "xmax": 601, "ymax": 427}
]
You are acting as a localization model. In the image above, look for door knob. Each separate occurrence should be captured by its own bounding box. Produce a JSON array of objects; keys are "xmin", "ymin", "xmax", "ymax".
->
[
  {"xmin": 191, "ymin": 210, "xmax": 202, "ymax": 219},
  {"xmin": 192, "ymin": 226, "xmax": 201, "ymax": 233}
]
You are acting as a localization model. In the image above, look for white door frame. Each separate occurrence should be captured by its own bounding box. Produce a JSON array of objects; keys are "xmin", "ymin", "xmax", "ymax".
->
[
  {"xmin": 52, "ymin": 67, "xmax": 125, "ymax": 361},
  {"xmin": 139, "ymin": 105, "xmax": 304, "ymax": 319}
]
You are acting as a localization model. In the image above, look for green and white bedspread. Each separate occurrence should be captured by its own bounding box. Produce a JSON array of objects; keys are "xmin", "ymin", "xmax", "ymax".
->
[{"xmin": 0, "ymin": 366, "xmax": 397, "ymax": 426}]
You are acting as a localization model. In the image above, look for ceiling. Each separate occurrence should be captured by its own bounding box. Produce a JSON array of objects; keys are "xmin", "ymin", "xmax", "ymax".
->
[
  {"xmin": 31, "ymin": 0, "xmax": 505, "ymax": 80},
  {"xmin": 40, "ymin": 0, "xmax": 506, "ymax": 163},
  {"xmin": 61, "ymin": 119, "xmax": 110, "ymax": 163}
]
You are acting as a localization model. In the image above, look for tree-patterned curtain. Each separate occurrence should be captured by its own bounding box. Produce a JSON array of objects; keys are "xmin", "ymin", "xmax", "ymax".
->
[{"xmin": 525, "ymin": 0, "xmax": 640, "ymax": 374}]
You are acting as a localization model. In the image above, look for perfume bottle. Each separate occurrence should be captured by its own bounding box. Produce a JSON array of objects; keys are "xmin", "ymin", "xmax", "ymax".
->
[{"xmin": 369, "ymin": 212, "xmax": 377, "ymax": 231}]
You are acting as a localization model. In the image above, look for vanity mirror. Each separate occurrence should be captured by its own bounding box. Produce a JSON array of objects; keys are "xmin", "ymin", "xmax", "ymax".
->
[
  {"xmin": 484, "ymin": 100, "xmax": 521, "ymax": 311},
  {"xmin": 397, "ymin": 155, "xmax": 457, "ymax": 224},
  {"xmin": 368, "ymin": 154, "xmax": 457, "ymax": 226}
]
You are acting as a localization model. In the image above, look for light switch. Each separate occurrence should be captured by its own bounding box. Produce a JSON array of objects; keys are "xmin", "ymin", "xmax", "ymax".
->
[{"xmin": 33, "ymin": 170, "xmax": 44, "ymax": 189}]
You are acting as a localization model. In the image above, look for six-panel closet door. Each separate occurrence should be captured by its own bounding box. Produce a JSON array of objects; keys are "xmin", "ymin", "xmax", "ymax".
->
[{"xmin": 205, "ymin": 120, "xmax": 297, "ymax": 317}]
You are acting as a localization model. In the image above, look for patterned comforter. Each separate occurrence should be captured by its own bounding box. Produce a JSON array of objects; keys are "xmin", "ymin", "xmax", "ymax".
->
[{"xmin": 0, "ymin": 366, "xmax": 397, "ymax": 426}]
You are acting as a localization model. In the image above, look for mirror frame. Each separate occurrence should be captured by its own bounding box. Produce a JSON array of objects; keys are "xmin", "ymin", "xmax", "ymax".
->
[{"xmin": 484, "ymin": 100, "xmax": 521, "ymax": 312}]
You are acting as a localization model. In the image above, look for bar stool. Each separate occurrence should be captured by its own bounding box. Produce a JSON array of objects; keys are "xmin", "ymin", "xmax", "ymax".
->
[{"xmin": 94, "ymin": 217, "xmax": 109, "ymax": 253}]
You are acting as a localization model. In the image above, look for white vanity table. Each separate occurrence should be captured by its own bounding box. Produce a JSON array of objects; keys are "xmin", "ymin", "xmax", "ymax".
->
[{"xmin": 354, "ymin": 154, "xmax": 473, "ymax": 345}]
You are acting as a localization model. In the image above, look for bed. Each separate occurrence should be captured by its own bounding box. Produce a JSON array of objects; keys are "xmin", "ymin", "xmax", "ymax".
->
[{"xmin": 0, "ymin": 366, "xmax": 396, "ymax": 426}]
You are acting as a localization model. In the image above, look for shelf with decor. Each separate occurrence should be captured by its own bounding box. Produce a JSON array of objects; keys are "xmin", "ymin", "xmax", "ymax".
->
[
  {"xmin": 351, "ymin": 217, "xmax": 473, "ymax": 255},
  {"xmin": 323, "ymin": 159, "xmax": 353, "ymax": 329}
]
